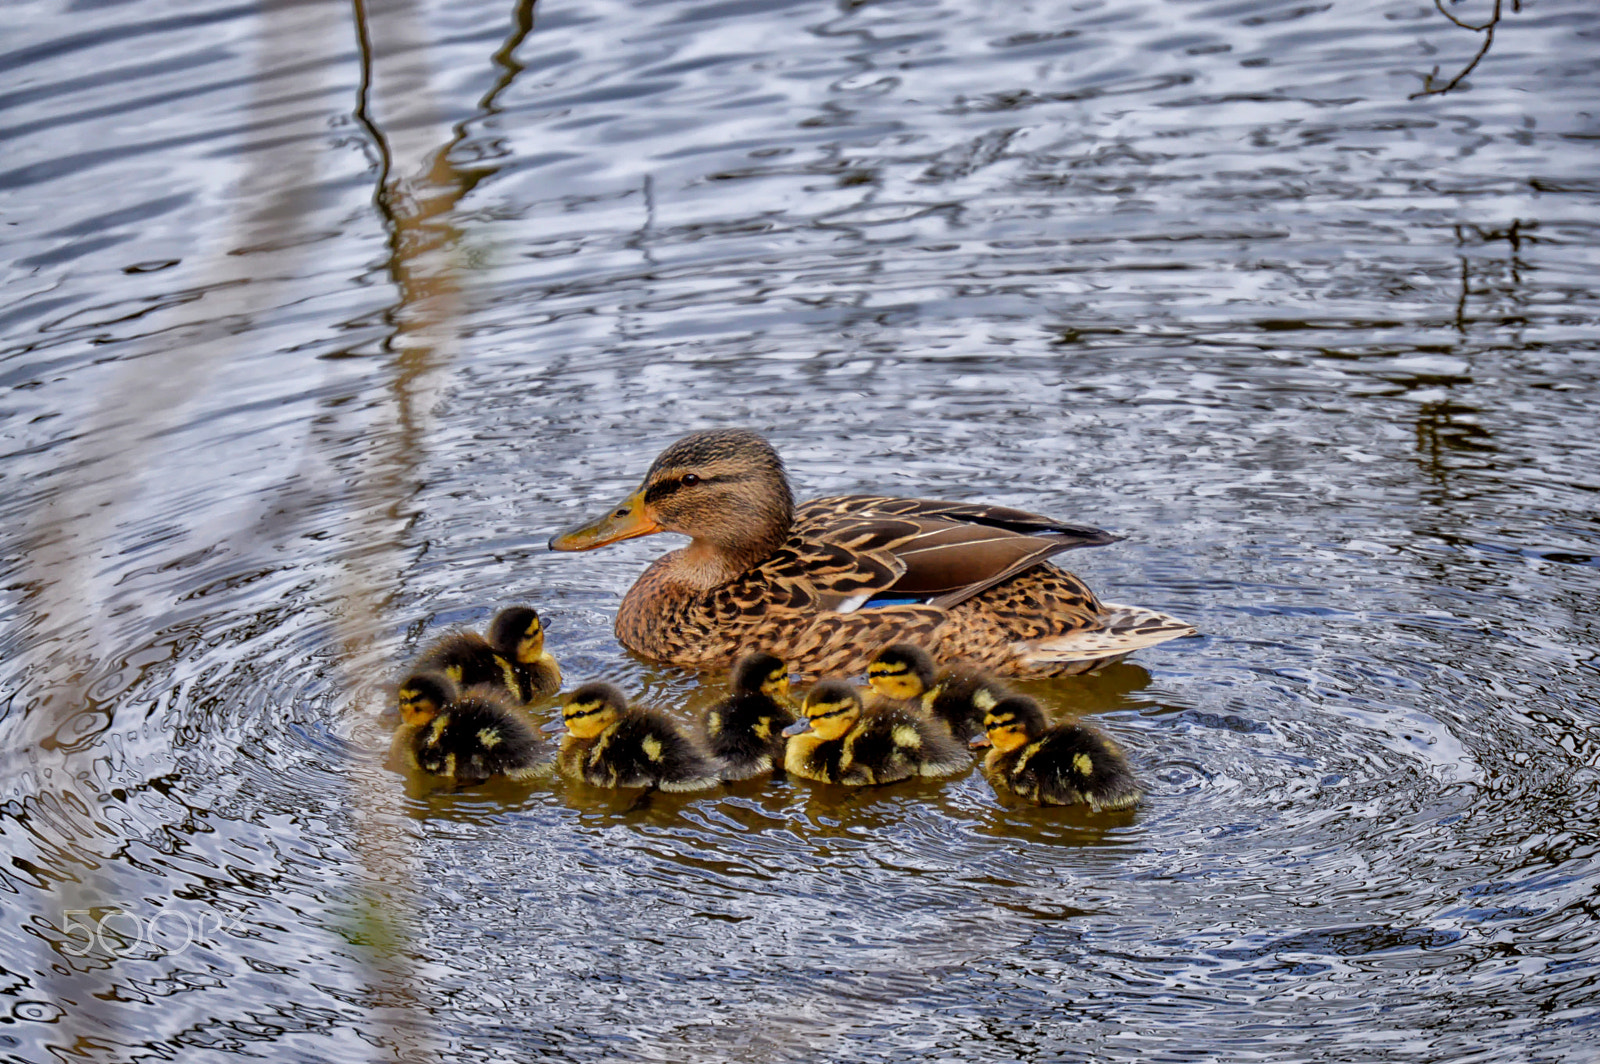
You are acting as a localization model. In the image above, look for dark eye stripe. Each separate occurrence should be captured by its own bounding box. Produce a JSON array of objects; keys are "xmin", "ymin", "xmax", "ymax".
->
[
  {"xmin": 564, "ymin": 705, "xmax": 603, "ymax": 720},
  {"xmin": 643, "ymin": 472, "xmax": 740, "ymax": 504},
  {"xmin": 806, "ymin": 705, "xmax": 853, "ymax": 721}
]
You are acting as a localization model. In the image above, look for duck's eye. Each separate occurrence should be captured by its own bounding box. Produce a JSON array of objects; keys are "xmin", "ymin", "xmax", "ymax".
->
[{"xmin": 681, "ymin": 473, "xmax": 700, "ymax": 486}]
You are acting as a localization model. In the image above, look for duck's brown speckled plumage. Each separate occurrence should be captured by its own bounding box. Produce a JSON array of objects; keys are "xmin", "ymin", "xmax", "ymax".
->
[{"xmin": 550, "ymin": 430, "xmax": 1196, "ymax": 678}]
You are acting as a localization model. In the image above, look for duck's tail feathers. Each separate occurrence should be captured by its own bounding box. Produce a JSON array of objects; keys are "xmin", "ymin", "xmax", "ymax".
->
[
  {"xmin": 916, "ymin": 749, "xmax": 973, "ymax": 778},
  {"xmin": 503, "ymin": 761, "xmax": 558, "ymax": 783},
  {"xmin": 1014, "ymin": 604, "xmax": 1197, "ymax": 665}
]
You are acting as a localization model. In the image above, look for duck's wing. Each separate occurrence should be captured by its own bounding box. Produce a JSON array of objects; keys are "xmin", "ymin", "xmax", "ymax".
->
[
  {"xmin": 797, "ymin": 495, "xmax": 1118, "ymax": 547},
  {"xmin": 796, "ymin": 501, "xmax": 1114, "ymax": 611}
]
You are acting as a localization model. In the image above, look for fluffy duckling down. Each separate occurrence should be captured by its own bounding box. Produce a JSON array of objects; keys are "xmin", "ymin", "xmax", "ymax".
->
[
  {"xmin": 971, "ymin": 695, "xmax": 1141, "ymax": 810},
  {"xmin": 394, "ymin": 672, "xmax": 547, "ymax": 784},
  {"xmin": 866, "ymin": 643, "xmax": 1009, "ymax": 743},
  {"xmin": 557, "ymin": 682, "xmax": 720, "ymax": 791},
  {"xmin": 782, "ymin": 679, "xmax": 969, "ymax": 786},
  {"xmin": 702, "ymin": 652, "xmax": 798, "ymax": 780},
  {"xmin": 413, "ymin": 605, "xmax": 561, "ymax": 705}
]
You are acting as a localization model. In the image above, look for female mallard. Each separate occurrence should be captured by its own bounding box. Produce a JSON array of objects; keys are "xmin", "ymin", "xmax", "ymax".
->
[{"xmin": 549, "ymin": 429, "xmax": 1194, "ymax": 677}]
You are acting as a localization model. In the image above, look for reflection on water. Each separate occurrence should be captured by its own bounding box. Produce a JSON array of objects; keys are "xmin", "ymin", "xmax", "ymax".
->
[{"xmin": 2, "ymin": 0, "xmax": 1600, "ymax": 1059}]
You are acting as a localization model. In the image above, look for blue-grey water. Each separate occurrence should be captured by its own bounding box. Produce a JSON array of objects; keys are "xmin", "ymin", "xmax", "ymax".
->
[{"xmin": 2, "ymin": 0, "xmax": 1599, "ymax": 1060}]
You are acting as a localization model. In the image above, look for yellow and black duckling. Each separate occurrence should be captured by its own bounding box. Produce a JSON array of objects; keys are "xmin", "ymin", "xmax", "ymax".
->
[
  {"xmin": 781, "ymin": 679, "xmax": 969, "ymax": 786},
  {"xmin": 865, "ymin": 643, "xmax": 1011, "ymax": 743},
  {"xmin": 413, "ymin": 605, "xmax": 561, "ymax": 705},
  {"xmin": 393, "ymin": 672, "xmax": 547, "ymax": 784},
  {"xmin": 549, "ymin": 428, "xmax": 1195, "ymax": 678},
  {"xmin": 702, "ymin": 652, "xmax": 799, "ymax": 779},
  {"xmin": 971, "ymin": 694, "xmax": 1141, "ymax": 811},
  {"xmin": 557, "ymin": 682, "xmax": 720, "ymax": 791}
]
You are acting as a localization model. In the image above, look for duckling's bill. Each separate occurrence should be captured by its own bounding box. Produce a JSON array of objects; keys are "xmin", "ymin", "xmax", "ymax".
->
[{"xmin": 549, "ymin": 489, "xmax": 660, "ymax": 551}]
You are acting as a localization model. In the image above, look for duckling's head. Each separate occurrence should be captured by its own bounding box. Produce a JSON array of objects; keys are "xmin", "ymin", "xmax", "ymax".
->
[
  {"xmin": 561, "ymin": 682, "xmax": 628, "ymax": 739},
  {"xmin": 783, "ymin": 680, "xmax": 864, "ymax": 742},
  {"xmin": 549, "ymin": 429, "xmax": 794, "ymax": 565},
  {"xmin": 489, "ymin": 606, "xmax": 545, "ymax": 663},
  {"xmin": 972, "ymin": 695, "xmax": 1047, "ymax": 754},
  {"xmin": 398, "ymin": 672, "xmax": 454, "ymax": 728},
  {"xmin": 867, "ymin": 643, "xmax": 935, "ymax": 702},
  {"xmin": 732, "ymin": 651, "xmax": 790, "ymax": 702}
]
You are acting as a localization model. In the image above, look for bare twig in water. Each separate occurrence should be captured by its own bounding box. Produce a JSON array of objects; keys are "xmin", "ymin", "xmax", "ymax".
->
[{"xmin": 1411, "ymin": 0, "xmax": 1521, "ymax": 98}]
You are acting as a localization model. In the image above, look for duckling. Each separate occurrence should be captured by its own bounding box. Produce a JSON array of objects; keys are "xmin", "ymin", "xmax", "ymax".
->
[
  {"xmin": 866, "ymin": 643, "xmax": 1009, "ymax": 742},
  {"xmin": 413, "ymin": 606, "xmax": 561, "ymax": 705},
  {"xmin": 863, "ymin": 643, "xmax": 936, "ymax": 713},
  {"xmin": 970, "ymin": 694, "xmax": 1141, "ymax": 810},
  {"xmin": 394, "ymin": 672, "xmax": 547, "ymax": 784},
  {"xmin": 557, "ymin": 682, "xmax": 720, "ymax": 791},
  {"xmin": 702, "ymin": 652, "xmax": 799, "ymax": 779},
  {"xmin": 781, "ymin": 679, "xmax": 969, "ymax": 786}
]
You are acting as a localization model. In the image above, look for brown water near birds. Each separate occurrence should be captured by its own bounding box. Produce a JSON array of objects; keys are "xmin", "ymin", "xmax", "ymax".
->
[{"xmin": 2, "ymin": 0, "xmax": 1598, "ymax": 1060}]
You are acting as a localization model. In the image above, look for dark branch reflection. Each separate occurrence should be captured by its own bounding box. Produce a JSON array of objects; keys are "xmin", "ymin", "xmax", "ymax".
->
[
  {"xmin": 334, "ymin": 0, "xmax": 542, "ymax": 1056},
  {"xmin": 1412, "ymin": 0, "xmax": 1522, "ymax": 99}
]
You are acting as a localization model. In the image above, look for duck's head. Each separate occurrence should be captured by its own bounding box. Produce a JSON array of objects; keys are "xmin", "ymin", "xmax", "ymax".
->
[
  {"xmin": 398, "ymin": 672, "xmax": 454, "ymax": 728},
  {"xmin": 732, "ymin": 651, "xmax": 791, "ymax": 703},
  {"xmin": 783, "ymin": 680, "xmax": 863, "ymax": 742},
  {"xmin": 867, "ymin": 643, "xmax": 936, "ymax": 702},
  {"xmin": 971, "ymin": 694, "xmax": 1047, "ymax": 754},
  {"xmin": 489, "ymin": 606, "xmax": 546, "ymax": 664},
  {"xmin": 548, "ymin": 429, "xmax": 795, "ymax": 568},
  {"xmin": 561, "ymin": 681, "xmax": 628, "ymax": 739}
]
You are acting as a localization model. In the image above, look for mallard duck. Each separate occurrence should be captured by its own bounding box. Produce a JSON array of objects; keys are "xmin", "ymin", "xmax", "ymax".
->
[
  {"xmin": 548, "ymin": 429, "xmax": 1194, "ymax": 677},
  {"xmin": 413, "ymin": 605, "xmax": 561, "ymax": 704},
  {"xmin": 557, "ymin": 682, "xmax": 720, "ymax": 791},
  {"xmin": 780, "ymin": 679, "xmax": 969, "ymax": 786},
  {"xmin": 866, "ymin": 643, "xmax": 1009, "ymax": 742},
  {"xmin": 702, "ymin": 652, "xmax": 798, "ymax": 779},
  {"xmin": 393, "ymin": 672, "xmax": 547, "ymax": 784},
  {"xmin": 970, "ymin": 694, "xmax": 1141, "ymax": 810}
]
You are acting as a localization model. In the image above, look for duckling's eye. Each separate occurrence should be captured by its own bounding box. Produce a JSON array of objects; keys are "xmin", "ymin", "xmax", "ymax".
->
[{"xmin": 681, "ymin": 473, "xmax": 700, "ymax": 486}]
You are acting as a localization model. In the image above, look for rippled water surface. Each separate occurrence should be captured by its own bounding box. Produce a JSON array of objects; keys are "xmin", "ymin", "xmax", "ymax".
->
[{"xmin": 3, "ymin": 0, "xmax": 1600, "ymax": 1059}]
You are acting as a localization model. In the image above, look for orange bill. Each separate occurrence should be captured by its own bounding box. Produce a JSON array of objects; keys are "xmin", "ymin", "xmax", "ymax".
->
[{"xmin": 548, "ymin": 489, "xmax": 662, "ymax": 551}]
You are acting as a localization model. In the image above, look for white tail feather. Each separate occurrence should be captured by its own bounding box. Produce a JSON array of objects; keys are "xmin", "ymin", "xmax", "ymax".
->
[{"xmin": 1015, "ymin": 603, "xmax": 1197, "ymax": 664}]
